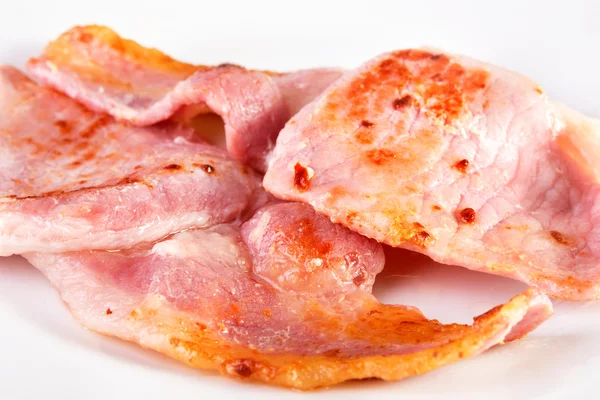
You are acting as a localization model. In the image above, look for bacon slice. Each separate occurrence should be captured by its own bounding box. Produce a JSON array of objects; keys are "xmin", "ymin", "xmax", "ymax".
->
[
  {"xmin": 264, "ymin": 49, "xmax": 600, "ymax": 301},
  {"xmin": 25, "ymin": 202, "xmax": 551, "ymax": 389},
  {"xmin": 0, "ymin": 67, "xmax": 258, "ymax": 255},
  {"xmin": 26, "ymin": 25, "xmax": 343, "ymax": 171}
]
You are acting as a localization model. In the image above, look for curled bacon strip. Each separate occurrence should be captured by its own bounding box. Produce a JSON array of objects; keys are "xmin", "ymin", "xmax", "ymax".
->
[{"xmin": 27, "ymin": 25, "xmax": 343, "ymax": 170}]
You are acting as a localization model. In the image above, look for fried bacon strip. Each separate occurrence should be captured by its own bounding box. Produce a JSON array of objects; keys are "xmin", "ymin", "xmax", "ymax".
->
[
  {"xmin": 265, "ymin": 48, "xmax": 600, "ymax": 300},
  {"xmin": 27, "ymin": 25, "xmax": 343, "ymax": 170},
  {"xmin": 25, "ymin": 202, "xmax": 552, "ymax": 389},
  {"xmin": 0, "ymin": 67, "xmax": 258, "ymax": 255}
]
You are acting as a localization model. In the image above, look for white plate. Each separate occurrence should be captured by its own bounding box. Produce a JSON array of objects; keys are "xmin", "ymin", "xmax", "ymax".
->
[{"xmin": 1, "ymin": 1, "xmax": 599, "ymax": 399}]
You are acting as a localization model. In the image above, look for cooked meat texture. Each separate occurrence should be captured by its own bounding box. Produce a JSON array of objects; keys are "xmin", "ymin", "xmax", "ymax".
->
[
  {"xmin": 264, "ymin": 48, "xmax": 600, "ymax": 301},
  {"xmin": 0, "ymin": 66, "xmax": 258, "ymax": 255},
  {"xmin": 27, "ymin": 25, "xmax": 343, "ymax": 171},
  {"xmin": 25, "ymin": 202, "xmax": 552, "ymax": 389}
]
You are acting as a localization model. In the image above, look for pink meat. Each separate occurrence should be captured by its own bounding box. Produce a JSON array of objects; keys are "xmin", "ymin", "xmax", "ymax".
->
[
  {"xmin": 0, "ymin": 66, "xmax": 258, "ymax": 255},
  {"xmin": 24, "ymin": 202, "xmax": 552, "ymax": 389},
  {"xmin": 26, "ymin": 25, "xmax": 343, "ymax": 171},
  {"xmin": 264, "ymin": 48, "xmax": 600, "ymax": 301}
]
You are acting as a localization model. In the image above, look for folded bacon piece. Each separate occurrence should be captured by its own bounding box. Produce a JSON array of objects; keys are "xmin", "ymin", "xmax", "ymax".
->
[
  {"xmin": 0, "ymin": 67, "xmax": 258, "ymax": 255},
  {"xmin": 25, "ymin": 202, "xmax": 551, "ymax": 389},
  {"xmin": 27, "ymin": 25, "xmax": 343, "ymax": 171},
  {"xmin": 265, "ymin": 49, "xmax": 600, "ymax": 301}
]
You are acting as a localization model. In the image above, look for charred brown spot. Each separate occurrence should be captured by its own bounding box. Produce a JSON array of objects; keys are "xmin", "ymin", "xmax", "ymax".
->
[
  {"xmin": 360, "ymin": 120, "xmax": 374, "ymax": 128},
  {"xmin": 409, "ymin": 222, "xmax": 431, "ymax": 246},
  {"xmin": 217, "ymin": 62, "xmax": 242, "ymax": 69},
  {"xmin": 458, "ymin": 208, "xmax": 476, "ymax": 224},
  {"xmin": 453, "ymin": 159, "xmax": 469, "ymax": 173},
  {"xmin": 366, "ymin": 148, "xmax": 396, "ymax": 165},
  {"xmin": 323, "ymin": 349, "xmax": 342, "ymax": 357},
  {"xmin": 294, "ymin": 163, "xmax": 311, "ymax": 192},
  {"xmin": 105, "ymin": 308, "xmax": 113, "ymax": 315},
  {"xmin": 392, "ymin": 221, "xmax": 433, "ymax": 247},
  {"xmin": 193, "ymin": 163, "xmax": 215, "ymax": 174},
  {"xmin": 430, "ymin": 54, "xmax": 442, "ymax": 60},
  {"xmin": 392, "ymin": 95, "xmax": 413, "ymax": 109},
  {"xmin": 226, "ymin": 359, "xmax": 254, "ymax": 378},
  {"xmin": 432, "ymin": 205, "xmax": 442, "ymax": 211},
  {"xmin": 415, "ymin": 230, "xmax": 430, "ymax": 243},
  {"xmin": 367, "ymin": 309, "xmax": 382, "ymax": 317},
  {"xmin": 550, "ymin": 230, "xmax": 568, "ymax": 245},
  {"xmin": 234, "ymin": 363, "xmax": 253, "ymax": 377},
  {"xmin": 118, "ymin": 177, "xmax": 140, "ymax": 185},
  {"xmin": 194, "ymin": 322, "xmax": 207, "ymax": 330},
  {"xmin": 164, "ymin": 164, "xmax": 182, "ymax": 170},
  {"xmin": 53, "ymin": 120, "xmax": 72, "ymax": 134},
  {"xmin": 11, "ymin": 188, "xmax": 68, "ymax": 200}
]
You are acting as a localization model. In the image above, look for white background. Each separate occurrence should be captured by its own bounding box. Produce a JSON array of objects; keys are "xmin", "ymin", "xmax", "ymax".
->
[{"xmin": 0, "ymin": 0, "xmax": 599, "ymax": 399}]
